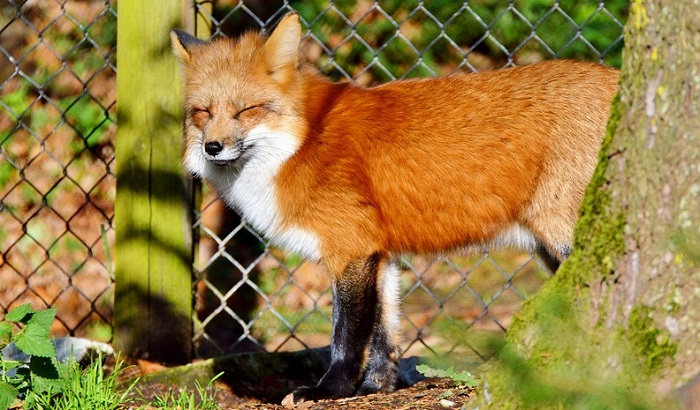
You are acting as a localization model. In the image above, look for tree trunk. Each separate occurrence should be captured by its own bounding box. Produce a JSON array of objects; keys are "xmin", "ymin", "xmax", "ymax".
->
[
  {"xmin": 478, "ymin": 1, "xmax": 700, "ymax": 408},
  {"xmin": 594, "ymin": 0, "xmax": 700, "ymax": 385}
]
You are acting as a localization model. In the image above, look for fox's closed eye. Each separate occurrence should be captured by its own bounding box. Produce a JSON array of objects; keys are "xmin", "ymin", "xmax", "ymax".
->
[
  {"xmin": 191, "ymin": 107, "xmax": 210, "ymax": 116},
  {"xmin": 190, "ymin": 107, "xmax": 211, "ymax": 125},
  {"xmin": 233, "ymin": 103, "xmax": 271, "ymax": 119}
]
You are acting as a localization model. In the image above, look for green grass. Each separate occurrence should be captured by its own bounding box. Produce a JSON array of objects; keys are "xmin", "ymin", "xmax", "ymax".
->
[
  {"xmin": 142, "ymin": 373, "xmax": 223, "ymax": 410},
  {"xmin": 25, "ymin": 354, "xmax": 136, "ymax": 410},
  {"xmin": 0, "ymin": 305, "xmax": 136, "ymax": 410},
  {"xmin": 0, "ymin": 305, "xmax": 225, "ymax": 409}
]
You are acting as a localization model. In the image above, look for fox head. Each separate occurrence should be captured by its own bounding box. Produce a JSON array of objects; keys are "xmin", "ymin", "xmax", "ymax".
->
[{"xmin": 171, "ymin": 13, "xmax": 306, "ymax": 178}]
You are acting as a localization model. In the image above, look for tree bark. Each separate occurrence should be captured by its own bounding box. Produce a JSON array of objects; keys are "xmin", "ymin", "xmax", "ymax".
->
[
  {"xmin": 597, "ymin": 0, "xmax": 700, "ymax": 385},
  {"xmin": 478, "ymin": 1, "xmax": 700, "ymax": 408}
]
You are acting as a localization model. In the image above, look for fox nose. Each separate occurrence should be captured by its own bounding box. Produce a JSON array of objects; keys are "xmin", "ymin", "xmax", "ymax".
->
[{"xmin": 204, "ymin": 141, "xmax": 223, "ymax": 156}]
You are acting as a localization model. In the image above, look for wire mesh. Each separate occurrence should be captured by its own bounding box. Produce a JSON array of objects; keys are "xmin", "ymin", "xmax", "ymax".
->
[
  {"xmin": 0, "ymin": 0, "xmax": 626, "ymax": 366},
  {"xmin": 189, "ymin": 0, "xmax": 626, "ymax": 365},
  {"xmin": 0, "ymin": 0, "xmax": 116, "ymax": 339}
]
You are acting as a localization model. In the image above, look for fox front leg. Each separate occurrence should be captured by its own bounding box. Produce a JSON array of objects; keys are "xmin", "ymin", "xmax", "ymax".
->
[{"xmin": 291, "ymin": 253, "xmax": 383, "ymax": 403}]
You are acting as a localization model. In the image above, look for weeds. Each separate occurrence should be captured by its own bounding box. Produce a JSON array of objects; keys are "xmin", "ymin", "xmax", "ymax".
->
[
  {"xmin": 0, "ymin": 304, "xmax": 60, "ymax": 409},
  {"xmin": 144, "ymin": 373, "xmax": 223, "ymax": 410},
  {"xmin": 0, "ymin": 304, "xmax": 135, "ymax": 410},
  {"xmin": 27, "ymin": 353, "xmax": 135, "ymax": 410}
]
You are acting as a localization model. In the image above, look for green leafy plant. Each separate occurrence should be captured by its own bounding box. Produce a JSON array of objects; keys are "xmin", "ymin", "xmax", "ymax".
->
[
  {"xmin": 27, "ymin": 353, "xmax": 136, "ymax": 410},
  {"xmin": 144, "ymin": 373, "xmax": 223, "ymax": 410},
  {"xmin": 1, "ymin": 304, "xmax": 136, "ymax": 410},
  {"xmin": 416, "ymin": 364, "xmax": 479, "ymax": 388},
  {"xmin": 0, "ymin": 304, "xmax": 60, "ymax": 410}
]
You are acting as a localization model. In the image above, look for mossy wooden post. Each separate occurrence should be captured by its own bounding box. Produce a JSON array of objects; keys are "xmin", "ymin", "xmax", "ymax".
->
[{"xmin": 114, "ymin": 1, "xmax": 193, "ymax": 364}]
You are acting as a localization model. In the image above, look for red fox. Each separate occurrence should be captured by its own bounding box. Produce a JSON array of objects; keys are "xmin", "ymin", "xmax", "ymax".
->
[{"xmin": 171, "ymin": 12, "xmax": 619, "ymax": 403}]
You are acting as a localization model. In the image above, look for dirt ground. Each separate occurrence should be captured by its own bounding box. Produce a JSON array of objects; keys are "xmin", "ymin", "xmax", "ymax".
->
[
  {"xmin": 131, "ymin": 375, "xmax": 474, "ymax": 410},
  {"xmin": 115, "ymin": 352, "xmax": 476, "ymax": 410}
]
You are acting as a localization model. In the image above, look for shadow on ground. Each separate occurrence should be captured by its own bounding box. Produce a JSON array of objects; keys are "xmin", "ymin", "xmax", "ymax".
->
[{"xmin": 133, "ymin": 347, "xmax": 423, "ymax": 401}]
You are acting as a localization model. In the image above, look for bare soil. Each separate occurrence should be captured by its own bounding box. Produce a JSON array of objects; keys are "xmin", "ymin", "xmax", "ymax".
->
[
  {"xmin": 115, "ymin": 353, "xmax": 475, "ymax": 410},
  {"xmin": 130, "ymin": 375, "xmax": 473, "ymax": 410}
]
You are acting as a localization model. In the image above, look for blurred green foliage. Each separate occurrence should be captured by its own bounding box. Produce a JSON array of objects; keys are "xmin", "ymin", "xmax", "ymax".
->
[
  {"xmin": 286, "ymin": 0, "xmax": 627, "ymax": 82},
  {"xmin": 486, "ymin": 290, "xmax": 663, "ymax": 409},
  {"xmin": 0, "ymin": 3, "xmax": 117, "ymax": 154},
  {"xmin": 416, "ymin": 364, "xmax": 479, "ymax": 388}
]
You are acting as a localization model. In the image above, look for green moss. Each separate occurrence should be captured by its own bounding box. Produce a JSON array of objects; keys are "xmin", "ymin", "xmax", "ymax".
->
[
  {"xmin": 670, "ymin": 228, "xmax": 700, "ymax": 267},
  {"xmin": 505, "ymin": 276, "xmax": 577, "ymax": 348},
  {"xmin": 506, "ymin": 93, "xmax": 627, "ymax": 343},
  {"xmin": 481, "ymin": 287, "xmax": 662, "ymax": 409},
  {"xmin": 474, "ymin": 94, "xmax": 665, "ymax": 409},
  {"xmin": 625, "ymin": 306, "xmax": 677, "ymax": 375},
  {"xmin": 629, "ymin": 0, "xmax": 649, "ymax": 30},
  {"xmin": 566, "ymin": 92, "xmax": 627, "ymax": 286}
]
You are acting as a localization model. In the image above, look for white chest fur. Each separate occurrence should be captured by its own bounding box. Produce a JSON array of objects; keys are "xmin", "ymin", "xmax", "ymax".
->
[{"xmin": 185, "ymin": 126, "xmax": 322, "ymax": 261}]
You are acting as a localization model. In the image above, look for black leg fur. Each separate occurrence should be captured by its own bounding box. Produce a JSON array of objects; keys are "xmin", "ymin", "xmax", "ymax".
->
[
  {"xmin": 356, "ymin": 262, "xmax": 401, "ymax": 395},
  {"xmin": 292, "ymin": 254, "xmax": 381, "ymax": 402},
  {"xmin": 535, "ymin": 244, "xmax": 572, "ymax": 273},
  {"xmin": 356, "ymin": 320, "xmax": 400, "ymax": 395}
]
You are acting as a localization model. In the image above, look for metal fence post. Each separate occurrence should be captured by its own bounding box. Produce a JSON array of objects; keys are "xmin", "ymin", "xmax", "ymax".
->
[{"xmin": 114, "ymin": 0, "xmax": 193, "ymax": 364}]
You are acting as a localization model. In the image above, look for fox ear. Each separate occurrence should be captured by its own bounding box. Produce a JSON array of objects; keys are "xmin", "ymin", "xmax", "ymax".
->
[
  {"xmin": 171, "ymin": 29, "xmax": 205, "ymax": 62},
  {"xmin": 263, "ymin": 12, "xmax": 302, "ymax": 79}
]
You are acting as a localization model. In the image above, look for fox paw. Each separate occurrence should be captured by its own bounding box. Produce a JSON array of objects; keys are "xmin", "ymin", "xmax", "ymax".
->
[{"xmin": 282, "ymin": 384, "xmax": 353, "ymax": 407}]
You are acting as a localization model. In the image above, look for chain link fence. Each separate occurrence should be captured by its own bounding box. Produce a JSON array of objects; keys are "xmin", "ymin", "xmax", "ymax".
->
[
  {"xmin": 190, "ymin": 0, "xmax": 626, "ymax": 365},
  {"xmin": 0, "ymin": 0, "xmax": 116, "ymax": 340},
  {"xmin": 1, "ymin": 0, "xmax": 626, "ymax": 366}
]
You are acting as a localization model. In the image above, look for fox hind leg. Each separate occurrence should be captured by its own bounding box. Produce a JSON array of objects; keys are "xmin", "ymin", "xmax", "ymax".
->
[
  {"xmin": 356, "ymin": 261, "xmax": 402, "ymax": 395},
  {"xmin": 535, "ymin": 240, "xmax": 573, "ymax": 273},
  {"xmin": 536, "ymin": 244, "xmax": 562, "ymax": 273}
]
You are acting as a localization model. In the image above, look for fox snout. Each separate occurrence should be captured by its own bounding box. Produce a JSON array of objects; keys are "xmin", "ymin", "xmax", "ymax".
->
[
  {"xmin": 204, "ymin": 141, "xmax": 223, "ymax": 156},
  {"xmin": 200, "ymin": 137, "xmax": 242, "ymax": 166}
]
